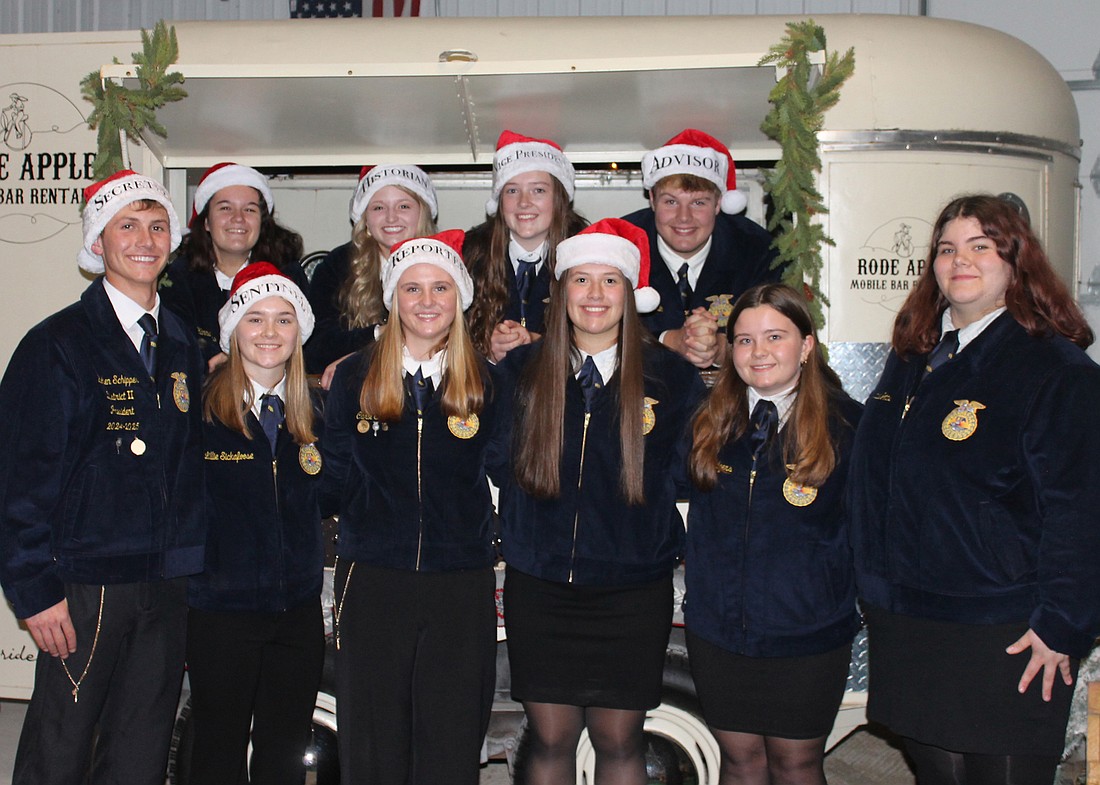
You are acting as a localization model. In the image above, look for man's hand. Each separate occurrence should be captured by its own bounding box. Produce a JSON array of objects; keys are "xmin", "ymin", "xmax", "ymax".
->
[{"xmin": 24, "ymin": 599, "xmax": 77, "ymax": 659}]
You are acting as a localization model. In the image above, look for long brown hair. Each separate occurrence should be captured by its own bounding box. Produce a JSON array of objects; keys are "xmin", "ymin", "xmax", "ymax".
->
[
  {"xmin": 513, "ymin": 272, "xmax": 653, "ymax": 505},
  {"xmin": 180, "ymin": 191, "xmax": 304, "ymax": 277},
  {"xmin": 203, "ymin": 329, "xmax": 316, "ymax": 445},
  {"xmin": 358, "ymin": 289, "xmax": 485, "ymax": 422},
  {"xmin": 338, "ymin": 188, "xmax": 438, "ymax": 330},
  {"xmin": 465, "ymin": 179, "xmax": 587, "ymax": 357},
  {"xmin": 690, "ymin": 284, "xmax": 845, "ymax": 491},
  {"xmin": 893, "ymin": 194, "xmax": 1092, "ymax": 356}
]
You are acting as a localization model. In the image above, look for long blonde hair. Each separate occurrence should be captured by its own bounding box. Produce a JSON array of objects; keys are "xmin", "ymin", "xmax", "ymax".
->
[
  {"xmin": 358, "ymin": 298, "xmax": 485, "ymax": 422},
  {"xmin": 203, "ymin": 334, "xmax": 316, "ymax": 445},
  {"xmin": 338, "ymin": 187, "xmax": 438, "ymax": 329}
]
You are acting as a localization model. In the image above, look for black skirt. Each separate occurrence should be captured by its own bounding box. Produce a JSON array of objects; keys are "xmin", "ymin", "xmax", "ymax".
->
[
  {"xmin": 864, "ymin": 605, "xmax": 1077, "ymax": 756},
  {"xmin": 686, "ymin": 630, "xmax": 851, "ymax": 739},
  {"xmin": 503, "ymin": 566, "xmax": 673, "ymax": 710}
]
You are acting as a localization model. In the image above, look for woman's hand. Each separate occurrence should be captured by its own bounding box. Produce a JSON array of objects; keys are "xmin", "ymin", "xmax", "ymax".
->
[
  {"xmin": 207, "ymin": 352, "xmax": 229, "ymax": 374},
  {"xmin": 321, "ymin": 353, "xmax": 354, "ymax": 390},
  {"xmin": 1006, "ymin": 628, "xmax": 1072, "ymax": 701},
  {"xmin": 490, "ymin": 320, "xmax": 532, "ymax": 362}
]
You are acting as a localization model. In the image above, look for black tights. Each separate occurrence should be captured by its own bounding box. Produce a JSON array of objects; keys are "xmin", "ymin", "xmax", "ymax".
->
[
  {"xmin": 903, "ymin": 738, "xmax": 1059, "ymax": 785},
  {"xmin": 519, "ymin": 701, "xmax": 646, "ymax": 785},
  {"xmin": 712, "ymin": 729, "xmax": 828, "ymax": 785}
]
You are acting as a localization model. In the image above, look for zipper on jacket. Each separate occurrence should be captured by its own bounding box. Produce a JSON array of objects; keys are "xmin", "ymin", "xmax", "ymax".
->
[
  {"xmin": 415, "ymin": 414, "xmax": 424, "ymax": 571},
  {"xmin": 567, "ymin": 411, "xmax": 592, "ymax": 584},
  {"xmin": 901, "ymin": 395, "xmax": 913, "ymax": 420},
  {"xmin": 742, "ymin": 454, "xmax": 760, "ymax": 634},
  {"xmin": 272, "ymin": 454, "xmax": 287, "ymax": 606}
]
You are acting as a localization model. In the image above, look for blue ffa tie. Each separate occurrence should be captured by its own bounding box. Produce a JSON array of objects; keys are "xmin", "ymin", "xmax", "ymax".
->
[
  {"xmin": 923, "ymin": 330, "xmax": 960, "ymax": 378},
  {"xmin": 138, "ymin": 313, "xmax": 158, "ymax": 378},
  {"xmin": 577, "ymin": 356, "xmax": 604, "ymax": 413},
  {"xmin": 259, "ymin": 393, "xmax": 284, "ymax": 453},
  {"xmin": 748, "ymin": 398, "xmax": 778, "ymax": 460},
  {"xmin": 409, "ymin": 366, "xmax": 433, "ymax": 416},
  {"xmin": 515, "ymin": 259, "xmax": 538, "ymax": 326},
  {"xmin": 676, "ymin": 262, "xmax": 693, "ymax": 312}
]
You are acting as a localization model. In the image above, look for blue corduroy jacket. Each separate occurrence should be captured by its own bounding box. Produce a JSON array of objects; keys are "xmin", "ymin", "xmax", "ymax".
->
[
  {"xmin": 849, "ymin": 312, "xmax": 1100, "ymax": 658},
  {"xmin": 188, "ymin": 398, "xmax": 326, "ymax": 613},
  {"xmin": 685, "ymin": 393, "xmax": 863, "ymax": 657},
  {"xmin": 495, "ymin": 341, "xmax": 706, "ymax": 586},
  {"xmin": 323, "ymin": 347, "xmax": 504, "ymax": 572},
  {"xmin": 0, "ymin": 279, "xmax": 205, "ymax": 619}
]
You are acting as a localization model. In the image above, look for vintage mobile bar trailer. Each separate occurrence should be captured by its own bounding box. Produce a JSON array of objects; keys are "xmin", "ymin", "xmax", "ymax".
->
[{"xmin": 0, "ymin": 12, "xmax": 1082, "ymax": 784}]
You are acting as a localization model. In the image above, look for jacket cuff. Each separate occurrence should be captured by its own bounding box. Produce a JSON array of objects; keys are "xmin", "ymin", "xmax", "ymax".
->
[
  {"xmin": 1030, "ymin": 607, "xmax": 1097, "ymax": 659},
  {"xmin": 10, "ymin": 569, "xmax": 65, "ymax": 621}
]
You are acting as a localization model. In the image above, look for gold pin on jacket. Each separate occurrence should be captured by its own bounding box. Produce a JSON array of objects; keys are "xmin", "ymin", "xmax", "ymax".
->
[
  {"xmin": 448, "ymin": 413, "xmax": 479, "ymax": 439},
  {"xmin": 642, "ymin": 397, "xmax": 658, "ymax": 435},
  {"xmin": 782, "ymin": 466, "xmax": 818, "ymax": 506},
  {"xmin": 941, "ymin": 399, "xmax": 986, "ymax": 441},
  {"xmin": 171, "ymin": 372, "xmax": 189, "ymax": 412},
  {"xmin": 299, "ymin": 443, "xmax": 322, "ymax": 475}
]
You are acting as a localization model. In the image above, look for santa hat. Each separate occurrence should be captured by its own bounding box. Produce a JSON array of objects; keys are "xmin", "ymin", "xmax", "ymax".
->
[
  {"xmin": 349, "ymin": 164, "xmax": 439, "ymax": 224},
  {"xmin": 191, "ymin": 162, "xmax": 275, "ymax": 224},
  {"xmin": 218, "ymin": 261, "xmax": 315, "ymax": 352},
  {"xmin": 79, "ymin": 170, "xmax": 182, "ymax": 274},
  {"xmin": 555, "ymin": 218, "xmax": 660, "ymax": 313},
  {"xmin": 382, "ymin": 229, "xmax": 473, "ymax": 311},
  {"xmin": 642, "ymin": 129, "xmax": 747, "ymax": 214},
  {"xmin": 485, "ymin": 130, "xmax": 575, "ymax": 215}
]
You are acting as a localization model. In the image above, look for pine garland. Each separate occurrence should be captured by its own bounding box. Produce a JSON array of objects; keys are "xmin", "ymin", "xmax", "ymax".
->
[
  {"xmin": 80, "ymin": 20, "xmax": 186, "ymax": 183},
  {"xmin": 759, "ymin": 20, "xmax": 855, "ymax": 328}
]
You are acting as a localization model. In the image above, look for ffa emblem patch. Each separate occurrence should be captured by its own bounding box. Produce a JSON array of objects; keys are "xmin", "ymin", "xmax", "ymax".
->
[
  {"xmin": 299, "ymin": 443, "xmax": 322, "ymax": 475},
  {"xmin": 448, "ymin": 414, "xmax": 479, "ymax": 439},
  {"xmin": 171, "ymin": 372, "xmax": 190, "ymax": 412},
  {"xmin": 782, "ymin": 477, "xmax": 818, "ymax": 507},
  {"xmin": 642, "ymin": 397, "xmax": 658, "ymax": 435},
  {"xmin": 706, "ymin": 294, "xmax": 735, "ymax": 327},
  {"xmin": 941, "ymin": 399, "xmax": 986, "ymax": 441}
]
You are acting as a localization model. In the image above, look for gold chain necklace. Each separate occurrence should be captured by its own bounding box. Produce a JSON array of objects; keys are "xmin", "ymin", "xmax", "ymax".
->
[{"xmin": 59, "ymin": 585, "xmax": 105, "ymax": 704}]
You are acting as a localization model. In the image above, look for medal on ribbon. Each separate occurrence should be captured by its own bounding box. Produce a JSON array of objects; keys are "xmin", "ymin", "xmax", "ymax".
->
[{"xmin": 941, "ymin": 399, "xmax": 986, "ymax": 441}]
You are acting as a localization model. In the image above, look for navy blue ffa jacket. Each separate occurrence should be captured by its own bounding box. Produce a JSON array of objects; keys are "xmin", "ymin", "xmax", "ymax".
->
[
  {"xmin": 323, "ymin": 347, "xmax": 504, "ymax": 572},
  {"xmin": 495, "ymin": 341, "xmax": 706, "ymax": 586},
  {"xmin": 0, "ymin": 279, "xmax": 205, "ymax": 620},
  {"xmin": 160, "ymin": 255, "xmax": 310, "ymax": 363},
  {"xmin": 685, "ymin": 394, "xmax": 863, "ymax": 657},
  {"xmin": 621, "ymin": 208, "xmax": 780, "ymax": 335},
  {"xmin": 464, "ymin": 222, "xmax": 552, "ymax": 336},
  {"xmin": 849, "ymin": 312, "xmax": 1100, "ymax": 658},
  {"xmin": 188, "ymin": 399, "xmax": 326, "ymax": 613},
  {"xmin": 303, "ymin": 242, "xmax": 378, "ymax": 374}
]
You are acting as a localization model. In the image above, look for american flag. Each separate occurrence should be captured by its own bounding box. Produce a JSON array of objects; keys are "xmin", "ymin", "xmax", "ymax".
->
[{"xmin": 289, "ymin": 0, "xmax": 421, "ymax": 16}]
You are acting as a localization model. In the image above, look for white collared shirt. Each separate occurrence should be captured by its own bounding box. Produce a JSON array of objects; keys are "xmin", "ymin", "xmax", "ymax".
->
[
  {"xmin": 103, "ymin": 278, "xmax": 161, "ymax": 354},
  {"xmin": 942, "ymin": 306, "xmax": 1006, "ymax": 353},
  {"xmin": 657, "ymin": 234, "xmax": 712, "ymax": 290},
  {"xmin": 573, "ymin": 343, "xmax": 619, "ymax": 387},
  {"xmin": 509, "ymin": 237, "xmax": 548, "ymax": 277},
  {"xmin": 402, "ymin": 345, "xmax": 445, "ymax": 388},
  {"xmin": 747, "ymin": 384, "xmax": 798, "ymax": 431},
  {"xmin": 248, "ymin": 375, "xmax": 288, "ymax": 421}
]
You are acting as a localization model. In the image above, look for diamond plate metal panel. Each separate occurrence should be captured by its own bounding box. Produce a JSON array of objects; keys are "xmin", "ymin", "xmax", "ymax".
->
[{"xmin": 826, "ymin": 342, "xmax": 891, "ymax": 404}]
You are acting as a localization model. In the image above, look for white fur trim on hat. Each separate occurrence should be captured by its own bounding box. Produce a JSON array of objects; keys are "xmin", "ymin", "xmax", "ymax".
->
[
  {"xmin": 218, "ymin": 262, "xmax": 315, "ymax": 353},
  {"xmin": 485, "ymin": 131, "xmax": 575, "ymax": 215},
  {"xmin": 79, "ymin": 171, "xmax": 182, "ymax": 274},
  {"xmin": 349, "ymin": 164, "xmax": 439, "ymax": 224},
  {"xmin": 382, "ymin": 231, "xmax": 473, "ymax": 311},
  {"xmin": 192, "ymin": 163, "xmax": 274, "ymax": 219},
  {"xmin": 642, "ymin": 130, "xmax": 748, "ymax": 214}
]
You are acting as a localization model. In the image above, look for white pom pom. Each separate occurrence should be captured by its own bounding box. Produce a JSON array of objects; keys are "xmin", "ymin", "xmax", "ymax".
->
[
  {"xmin": 484, "ymin": 197, "xmax": 498, "ymax": 216},
  {"xmin": 720, "ymin": 189, "xmax": 748, "ymax": 214},
  {"xmin": 634, "ymin": 286, "xmax": 661, "ymax": 314}
]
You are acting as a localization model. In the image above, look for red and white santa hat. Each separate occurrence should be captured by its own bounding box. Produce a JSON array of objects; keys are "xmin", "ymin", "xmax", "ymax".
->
[
  {"xmin": 79, "ymin": 169, "xmax": 182, "ymax": 273},
  {"xmin": 555, "ymin": 218, "xmax": 660, "ymax": 313},
  {"xmin": 485, "ymin": 130, "xmax": 575, "ymax": 215},
  {"xmin": 381, "ymin": 229, "xmax": 473, "ymax": 311},
  {"xmin": 349, "ymin": 164, "xmax": 439, "ymax": 225},
  {"xmin": 191, "ymin": 162, "xmax": 275, "ymax": 224},
  {"xmin": 218, "ymin": 261, "xmax": 315, "ymax": 352},
  {"xmin": 641, "ymin": 129, "xmax": 747, "ymax": 214}
]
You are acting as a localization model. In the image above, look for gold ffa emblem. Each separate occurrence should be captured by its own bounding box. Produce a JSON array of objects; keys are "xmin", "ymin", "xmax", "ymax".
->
[
  {"xmin": 299, "ymin": 443, "xmax": 322, "ymax": 475},
  {"xmin": 941, "ymin": 399, "xmax": 986, "ymax": 441},
  {"xmin": 448, "ymin": 413, "xmax": 480, "ymax": 439},
  {"xmin": 782, "ymin": 467, "xmax": 818, "ymax": 507},
  {"xmin": 642, "ymin": 397, "xmax": 658, "ymax": 435},
  {"xmin": 171, "ymin": 372, "xmax": 190, "ymax": 413},
  {"xmin": 717, "ymin": 462, "xmax": 733, "ymax": 475},
  {"xmin": 706, "ymin": 294, "xmax": 735, "ymax": 328}
]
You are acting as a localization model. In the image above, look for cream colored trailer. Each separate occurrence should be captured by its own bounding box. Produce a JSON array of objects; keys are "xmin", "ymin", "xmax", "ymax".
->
[{"xmin": 0, "ymin": 13, "xmax": 1082, "ymax": 783}]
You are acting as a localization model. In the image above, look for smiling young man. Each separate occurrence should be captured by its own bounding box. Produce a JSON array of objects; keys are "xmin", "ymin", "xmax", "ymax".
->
[
  {"xmin": 0, "ymin": 170, "xmax": 205, "ymax": 785},
  {"xmin": 622, "ymin": 129, "xmax": 781, "ymax": 369}
]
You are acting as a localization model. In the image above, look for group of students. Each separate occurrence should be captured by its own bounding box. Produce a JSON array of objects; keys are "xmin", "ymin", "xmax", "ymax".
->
[{"xmin": 0, "ymin": 124, "xmax": 1097, "ymax": 785}]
